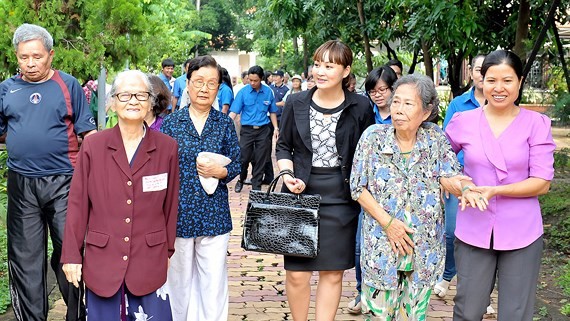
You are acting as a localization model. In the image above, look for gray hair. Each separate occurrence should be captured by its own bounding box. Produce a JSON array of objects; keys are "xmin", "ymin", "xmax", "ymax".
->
[
  {"xmin": 390, "ymin": 74, "xmax": 440, "ymax": 123},
  {"xmin": 107, "ymin": 70, "xmax": 156, "ymax": 107},
  {"xmin": 13, "ymin": 23, "xmax": 54, "ymax": 51}
]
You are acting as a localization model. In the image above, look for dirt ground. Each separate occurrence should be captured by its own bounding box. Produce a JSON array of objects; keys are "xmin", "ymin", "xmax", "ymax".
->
[{"xmin": 552, "ymin": 126, "xmax": 570, "ymax": 150}]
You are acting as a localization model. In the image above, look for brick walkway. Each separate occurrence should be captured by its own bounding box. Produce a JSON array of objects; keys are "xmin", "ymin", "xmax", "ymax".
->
[{"xmin": 47, "ymin": 180, "xmax": 498, "ymax": 321}]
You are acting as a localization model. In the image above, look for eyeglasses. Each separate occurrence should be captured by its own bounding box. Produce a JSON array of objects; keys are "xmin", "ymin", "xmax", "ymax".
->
[
  {"xmin": 115, "ymin": 92, "xmax": 152, "ymax": 102},
  {"xmin": 369, "ymin": 86, "xmax": 390, "ymax": 96},
  {"xmin": 189, "ymin": 79, "xmax": 219, "ymax": 90}
]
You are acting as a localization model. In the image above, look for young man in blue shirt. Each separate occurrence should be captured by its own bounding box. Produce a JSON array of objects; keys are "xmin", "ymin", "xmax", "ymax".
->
[
  {"xmin": 229, "ymin": 66, "xmax": 279, "ymax": 192},
  {"xmin": 172, "ymin": 58, "xmax": 192, "ymax": 109},
  {"xmin": 159, "ymin": 58, "xmax": 175, "ymax": 112}
]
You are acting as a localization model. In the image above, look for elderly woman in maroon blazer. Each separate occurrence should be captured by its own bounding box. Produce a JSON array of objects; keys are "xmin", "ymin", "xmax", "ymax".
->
[{"xmin": 61, "ymin": 70, "xmax": 180, "ymax": 320}]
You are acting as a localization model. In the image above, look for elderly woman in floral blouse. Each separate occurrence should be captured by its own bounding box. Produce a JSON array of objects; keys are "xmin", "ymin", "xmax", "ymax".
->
[{"xmin": 350, "ymin": 74, "xmax": 466, "ymax": 320}]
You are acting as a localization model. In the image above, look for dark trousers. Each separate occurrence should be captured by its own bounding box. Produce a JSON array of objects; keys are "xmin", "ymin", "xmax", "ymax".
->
[
  {"xmin": 239, "ymin": 125, "xmax": 272, "ymax": 190},
  {"xmin": 263, "ymin": 122, "xmax": 275, "ymax": 183},
  {"xmin": 7, "ymin": 171, "xmax": 85, "ymax": 321},
  {"xmin": 453, "ymin": 237, "xmax": 543, "ymax": 321}
]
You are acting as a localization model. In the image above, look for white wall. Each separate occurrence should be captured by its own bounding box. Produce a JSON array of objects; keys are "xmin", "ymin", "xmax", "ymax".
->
[{"xmin": 209, "ymin": 49, "xmax": 257, "ymax": 79}]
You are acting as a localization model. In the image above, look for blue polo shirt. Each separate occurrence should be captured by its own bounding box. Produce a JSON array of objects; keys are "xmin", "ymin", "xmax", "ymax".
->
[
  {"xmin": 230, "ymin": 84, "xmax": 278, "ymax": 126},
  {"xmin": 443, "ymin": 87, "xmax": 480, "ymax": 165},
  {"xmin": 217, "ymin": 83, "xmax": 234, "ymax": 109},
  {"xmin": 159, "ymin": 72, "xmax": 173, "ymax": 110},
  {"xmin": 270, "ymin": 83, "xmax": 289, "ymax": 120},
  {"xmin": 372, "ymin": 103, "xmax": 392, "ymax": 125},
  {"xmin": 159, "ymin": 72, "xmax": 173, "ymax": 91},
  {"xmin": 362, "ymin": 92, "xmax": 392, "ymax": 125},
  {"xmin": 0, "ymin": 71, "xmax": 96, "ymax": 177},
  {"xmin": 172, "ymin": 73, "xmax": 186, "ymax": 107}
]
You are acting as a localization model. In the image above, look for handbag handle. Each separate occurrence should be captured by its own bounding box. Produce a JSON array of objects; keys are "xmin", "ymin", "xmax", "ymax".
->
[{"xmin": 265, "ymin": 169, "xmax": 295, "ymax": 197}]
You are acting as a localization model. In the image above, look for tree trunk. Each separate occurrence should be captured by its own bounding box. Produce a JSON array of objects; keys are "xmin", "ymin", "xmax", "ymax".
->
[
  {"xmin": 513, "ymin": 0, "xmax": 531, "ymax": 60},
  {"xmin": 422, "ymin": 41, "xmax": 434, "ymax": 81},
  {"xmin": 357, "ymin": 0, "xmax": 373, "ymax": 72},
  {"xmin": 448, "ymin": 52, "xmax": 467, "ymax": 98},
  {"xmin": 408, "ymin": 48, "xmax": 419, "ymax": 74},
  {"xmin": 383, "ymin": 41, "xmax": 397, "ymax": 60},
  {"xmin": 293, "ymin": 37, "xmax": 298, "ymax": 55},
  {"xmin": 302, "ymin": 34, "xmax": 309, "ymax": 75},
  {"xmin": 280, "ymin": 41, "xmax": 284, "ymax": 67},
  {"xmin": 552, "ymin": 22, "xmax": 570, "ymax": 91},
  {"xmin": 520, "ymin": 0, "xmax": 560, "ymax": 100}
]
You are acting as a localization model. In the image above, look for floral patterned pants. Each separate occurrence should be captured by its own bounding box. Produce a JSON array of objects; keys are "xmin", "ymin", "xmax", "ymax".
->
[
  {"xmin": 362, "ymin": 272, "xmax": 432, "ymax": 321},
  {"xmin": 86, "ymin": 283, "xmax": 172, "ymax": 321}
]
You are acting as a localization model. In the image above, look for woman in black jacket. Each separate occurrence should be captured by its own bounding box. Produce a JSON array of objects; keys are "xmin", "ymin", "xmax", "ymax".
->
[{"xmin": 275, "ymin": 40, "xmax": 374, "ymax": 321}]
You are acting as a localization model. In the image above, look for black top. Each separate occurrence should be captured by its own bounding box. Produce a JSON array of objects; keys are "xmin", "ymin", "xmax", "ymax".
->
[{"xmin": 276, "ymin": 87, "xmax": 375, "ymax": 196}]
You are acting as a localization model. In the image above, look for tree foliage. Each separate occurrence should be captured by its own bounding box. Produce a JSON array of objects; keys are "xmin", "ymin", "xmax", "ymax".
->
[
  {"xmin": 0, "ymin": 0, "xmax": 246, "ymax": 82},
  {"xmin": 1, "ymin": 0, "xmax": 569, "ymax": 91},
  {"xmin": 247, "ymin": 0, "xmax": 570, "ymax": 96}
]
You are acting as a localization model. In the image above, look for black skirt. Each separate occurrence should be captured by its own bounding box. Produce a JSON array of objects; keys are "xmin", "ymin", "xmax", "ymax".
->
[{"xmin": 284, "ymin": 167, "xmax": 360, "ymax": 271}]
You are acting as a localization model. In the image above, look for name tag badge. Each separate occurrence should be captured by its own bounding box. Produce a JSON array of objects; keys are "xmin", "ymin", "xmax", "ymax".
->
[
  {"xmin": 142, "ymin": 173, "xmax": 168, "ymax": 192},
  {"xmin": 263, "ymin": 100, "xmax": 270, "ymax": 106}
]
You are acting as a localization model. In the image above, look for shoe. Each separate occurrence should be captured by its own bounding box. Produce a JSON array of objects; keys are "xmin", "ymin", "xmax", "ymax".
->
[
  {"xmin": 434, "ymin": 279, "xmax": 450, "ymax": 298},
  {"xmin": 235, "ymin": 180, "xmax": 243, "ymax": 193},
  {"xmin": 346, "ymin": 294, "xmax": 361, "ymax": 314},
  {"xmin": 243, "ymin": 179, "xmax": 252, "ymax": 185},
  {"xmin": 486, "ymin": 304, "xmax": 495, "ymax": 314}
]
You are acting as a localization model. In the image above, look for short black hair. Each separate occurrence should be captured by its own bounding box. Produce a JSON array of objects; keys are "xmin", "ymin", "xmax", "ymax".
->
[
  {"xmin": 186, "ymin": 55, "xmax": 222, "ymax": 84},
  {"xmin": 183, "ymin": 58, "xmax": 193, "ymax": 70},
  {"xmin": 264, "ymin": 71, "xmax": 272, "ymax": 82},
  {"xmin": 248, "ymin": 65, "xmax": 265, "ymax": 80},
  {"xmin": 386, "ymin": 59, "xmax": 403, "ymax": 71},
  {"xmin": 241, "ymin": 71, "xmax": 248, "ymax": 79},
  {"xmin": 364, "ymin": 66, "xmax": 398, "ymax": 93},
  {"xmin": 220, "ymin": 67, "xmax": 233, "ymax": 90},
  {"xmin": 161, "ymin": 58, "xmax": 175, "ymax": 68}
]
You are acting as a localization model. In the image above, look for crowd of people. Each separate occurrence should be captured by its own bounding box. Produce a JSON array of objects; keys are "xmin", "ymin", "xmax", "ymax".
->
[{"xmin": 0, "ymin": 23, "xmax": 556, "ymax": 321}]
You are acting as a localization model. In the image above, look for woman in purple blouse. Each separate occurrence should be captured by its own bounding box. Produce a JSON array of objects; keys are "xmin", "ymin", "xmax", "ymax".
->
[{"xmin": 445, "ymin": 50, "xmax": 555, "ymax": 321}]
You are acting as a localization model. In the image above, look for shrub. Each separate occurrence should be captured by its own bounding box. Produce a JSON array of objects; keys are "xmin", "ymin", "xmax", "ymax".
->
[
  {"xmin": 554, "ymin": 148, "xmax": 570, "ymax": 172},
  {"xmin": 553, "ymin": 92, "xmax": 570, "ymax": 125}
]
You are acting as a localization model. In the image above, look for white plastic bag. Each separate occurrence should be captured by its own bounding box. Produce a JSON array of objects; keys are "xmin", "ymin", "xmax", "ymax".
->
[{"xmin": 197, "ymin": 152, "xmax": 232, "ymax": 195}]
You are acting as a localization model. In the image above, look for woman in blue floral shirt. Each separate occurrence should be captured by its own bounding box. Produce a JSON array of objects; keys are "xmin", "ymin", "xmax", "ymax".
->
[
  {"xmin": 350, "ymin": 74, "xmax": 464, "ymax": 320},
  {"xmin": 161, "ymin": 56, "xmax": 241, "ymax": 321}
]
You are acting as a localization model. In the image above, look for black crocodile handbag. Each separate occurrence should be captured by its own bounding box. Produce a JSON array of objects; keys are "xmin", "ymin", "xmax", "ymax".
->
[{"xmin": 242, "ymin": 170, "xmax": 321, "ymax": 258}]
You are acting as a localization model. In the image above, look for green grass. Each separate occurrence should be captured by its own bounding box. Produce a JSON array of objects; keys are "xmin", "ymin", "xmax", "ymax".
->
[
  {"xmin": 0, "ymin": 151, "xmax": 9, "ymax": 313},
  {"xmin": 540, "ymin": 180, "xmax": 570, "ymax": 253},
  {"xmin": 0, "ymin": 223, "xmax": 9, "ymax": 314},
  {"xmin": 559, "ymin": 262, "xmax": 570, "ymax": 316}
]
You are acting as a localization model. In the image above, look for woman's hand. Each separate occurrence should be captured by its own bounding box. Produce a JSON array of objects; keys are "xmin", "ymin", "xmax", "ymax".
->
[
  {"xmin": 384, "ymin": 219, "xmax": 415, "ymax": 256},
  {"xmin": 283, "ymin": 173, "xmax": 306, "ymax": 194},
  {"xmin": 440, "ymin": 175, "xmax": 472, "ymax": 197},
  {"xmin": 459, "ymin": 189, "xmax": 488, "ymax": 211},
  {"xmin": 196, "ymin": 157, "xmax": 226, "ymax": 179},
  {"xmin": 469, "ymin": 185, "xmax": 497, "ymax": 201},
  {"xmin": 62, "ymin": 263, "xmax": 82, "ymax": 288}
]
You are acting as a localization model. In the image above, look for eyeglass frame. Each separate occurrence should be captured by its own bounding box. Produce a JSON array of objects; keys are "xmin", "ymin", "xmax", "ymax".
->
[
  {"xmin": 189, "ymin": 79, "xmax": 219, "ymax": 91},
  {"xmin": 368, "ymin": 86, "xmax": 390, "ymax": 96},
  {"xmin": 114, "ymin": 92, "xmax": 153, "ymax": 102}
]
